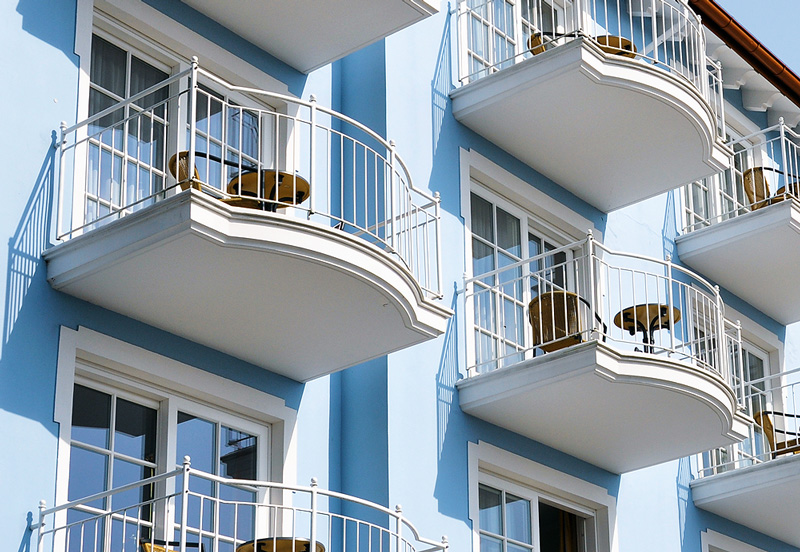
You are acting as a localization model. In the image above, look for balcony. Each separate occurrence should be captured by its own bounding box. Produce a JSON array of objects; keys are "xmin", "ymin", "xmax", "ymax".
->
[
  {"xmin": 181, "ymin": 0, "xmax": 439, "ymax": 73},
  {"xmin": 451, "ymin": 0, "xmax": 730, "ymax": 212},
  {"xmin": 32, "ymin": 458, "xmax": 448, "ymax": 552},
  {"xmin": 676, "ymin": 121, "xmax": 800, "ymax": 325},
  {"xmin": 43, "ymin": 61, "xmax": 450, "ymax": 382},
  {"xmin": 456, "ymin": 235, "xmax": 749, "ymax": 473},
  {"xmin": 692, "ymin": 368, "xmax": 800, "ymax": 547}
]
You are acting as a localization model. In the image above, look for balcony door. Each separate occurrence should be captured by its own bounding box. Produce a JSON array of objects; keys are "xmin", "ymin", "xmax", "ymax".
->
[
  {"xmin": 66, "ymin": 379, "xmax": 268, "ymax": 552},
  {"xmin": 85, "ymin": 33, "xmax": 171, "ymax": 226},
  {"xmin": 469, "ymin": 188, "xmax": 571, "ymax": 372}
]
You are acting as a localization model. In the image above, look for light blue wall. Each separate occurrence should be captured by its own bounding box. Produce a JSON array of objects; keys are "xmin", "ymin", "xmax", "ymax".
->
[{"xmin": 4, "ymin": 1, "xmax": 800, "ymax": 552}]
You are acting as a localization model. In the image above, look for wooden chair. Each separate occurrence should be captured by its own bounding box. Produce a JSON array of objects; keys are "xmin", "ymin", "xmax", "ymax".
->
[
  {"xmin": 528, "ymin": 33, "xmax": 546, "ymax": 55},
  {"xmin": 753, "ymin": 410, "xmax": 800, "ymax": 458},
  {"xmin": 168, "ymin": 151, "xmax": 203, "ymax": 191},
  {"xmin": 529, "ymin": 291, "xmax": 582, "ymax": 353},
  {"xmin": 743, "ymin": 167, "xmax": 772, "ymax": 210}
]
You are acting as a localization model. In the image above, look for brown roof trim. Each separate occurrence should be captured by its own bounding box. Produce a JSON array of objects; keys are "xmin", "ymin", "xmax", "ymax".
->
[{"xmin": 688, "ymin": 0, "xmax": 800, "ymax": 109}]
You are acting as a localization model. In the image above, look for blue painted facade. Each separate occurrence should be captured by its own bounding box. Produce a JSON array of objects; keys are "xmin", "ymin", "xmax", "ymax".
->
[{"xmin": 2, "ymin": 1, "xmax": 799, "ymax": 551}]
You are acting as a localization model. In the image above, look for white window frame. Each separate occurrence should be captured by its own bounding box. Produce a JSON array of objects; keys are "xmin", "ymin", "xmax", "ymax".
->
[
  {"xmin": 53, "ymin": 325, "xmax": 298, "ymax": 525},
  {"xmin": 701, "ymin": 530, "xmax": 766, "ymax": 552},
  {"xmin": 460, "ymin": 148, "xmax": 601, "ymax": 372},
  {"xmin": 468, "ymin": 441, "xmax": 618, "ymax": 552}
]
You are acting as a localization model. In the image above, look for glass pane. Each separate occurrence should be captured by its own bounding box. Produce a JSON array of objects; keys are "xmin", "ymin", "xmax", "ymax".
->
[
  {"xmin": 473, "ymin": 238, "xmax": 496, "ymax": 278},
  {"xmin": 91, "ymin": 35, "xmax": 126, "ymax": 98},
  {"xmin": 220, "ymin": 426, "xmax": 257, "ymax": 480},
  {"xmin": 479, "ymin": 485, "xmax": 503, "ymax": 536},
  {"xmin": 177, "ymin": 412, "xmax": 216, "ymax": 473},
  {"xmin": 471, "ymin": 193, "xmax": 495, "ymax": 242},
  {"xmin": 480, "ymin": 535, "xmax": 503, "ymax": 552},
  {"xmin": 68, "ymin": 445, "xmax": 107, "ymax": 508},
  {"xmin": 505, "ymin": 493, "xmax": 531, "ymax": 544},
  {"xmin": 71, "ymin": 384, "xmax": 110, "ymax": 449},
  {"xmin": 111, "ymin": 458, "xmax": 155, "ymax": 515},
  {"xmin": 496, "ymin": 207, "xmax": 521, "ymax": 257},
  {"xmin": 538, "ymin": 501, "xmax": 581, "ymax": 552},
  {"xmin": 115, "ymin": 398, "xmax": 157, "ymax": 462},
  {"xmin": 130, "ymin": 55, "xmax": 168, "ymax": 108}
]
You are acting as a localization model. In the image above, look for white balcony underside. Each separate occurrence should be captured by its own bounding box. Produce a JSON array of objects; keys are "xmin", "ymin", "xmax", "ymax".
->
[
  {"xmin": 676, "ymin": 199, "xmax": 800, "ymax": 325},
  {"xmin": 457, "ymin": 341, "xmax": 748, "ymax": 473},
  {"xmin": 691, "ymin": 455, "xmax": 800, "ymax": 547},
  {"xmin": 451, "ymin": 39, "xmax": 729, "ymax": 212},
  {"xmin": 181, "ymin": 0, "xmax": 438, "ymax": 73},
  {"xmin": 43, "ymin": 190, "xmax": 450, "ymax": 381}
]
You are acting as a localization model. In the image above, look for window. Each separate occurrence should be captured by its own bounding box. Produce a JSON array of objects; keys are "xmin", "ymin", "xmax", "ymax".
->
[
  {"xmin": 54, "ymin": 326, "xmax": 295, "ymax": 552},
  {"xmin": 86, "ymin": 33, "xmax": 171, "ymax": 224},
  {"xmin": 468, "ymin": 186, "xmax": 573, "ymax": 371},
  {"xmin": 66, "ymin": 378, "xmax": 268, "ymax": 550},
  {"xmin": 479, "ymin": 480, "xmax": 592, "ymax": 552},
  {"xmin": 468, "ymin": 442, "xmax": 614, "ymax": 552}
]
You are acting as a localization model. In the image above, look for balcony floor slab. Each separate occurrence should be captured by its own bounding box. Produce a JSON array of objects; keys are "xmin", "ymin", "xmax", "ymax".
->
[
  {"xmin": 451, "ymin": 38, "xmax": 729, "ymax": 212},
  {"xmin": 43, "ymin": 190, "xmax": 451, "ymax": 381},
  {"xmin": 457, "ymin": 341, "xmax": 748, "ymax": 473},
  {"xmin": 691, "ymin": 454, "xmax": 800, "ymax": 547},
  {"xmin": 676, "ymin": 199, "xmax": 800, "ymax": 325}
]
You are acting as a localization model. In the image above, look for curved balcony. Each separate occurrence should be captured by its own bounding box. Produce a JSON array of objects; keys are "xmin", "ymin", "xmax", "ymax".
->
[
  {"xmin": 43, "ymin": 61, "xmax": 450, "ymax": 382},
  {"xmin": 692, "ymin": 368, "xmax": 800, "ymax": 547},
  {"xmin": 33, "ymin": 458, "xmax": 448, "ymax": 552},
  {"xmin": 677, "ymin": 121, "xmax": 800, "ymax": 325},
  {"xmin": 456, "ymin": 235, "xmax": 749, "ymax": 473},
  {"xmin": 451, "ymin": 0, "xmax": 730, "ymax": 211}
]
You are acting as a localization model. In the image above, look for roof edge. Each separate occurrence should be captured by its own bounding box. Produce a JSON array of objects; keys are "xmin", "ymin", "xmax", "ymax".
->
[{"xmin": 689, "ymin": 0, "xmax": 800, "ymax": 110}]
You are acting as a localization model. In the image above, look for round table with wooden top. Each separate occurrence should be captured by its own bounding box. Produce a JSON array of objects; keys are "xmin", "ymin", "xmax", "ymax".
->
[
  {"xmin": 235, "ymin": 538, "xmax": 325, "ymax": 552},
  {"xmin": 594, "ymin": 35, "xmax": 637, "ymax": 58},
  {"xmin": 613, "ymin": 303, "xmax": 681, "ymax": 353},
  {"xmin": 226, "ymin": 170, "xmax": 311, "ymax": 211}
]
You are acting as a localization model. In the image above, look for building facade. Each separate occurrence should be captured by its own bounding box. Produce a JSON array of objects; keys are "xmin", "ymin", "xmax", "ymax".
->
[{"xmin": 3, "ymin": 0, "xmax": 800, "ymax": 551}]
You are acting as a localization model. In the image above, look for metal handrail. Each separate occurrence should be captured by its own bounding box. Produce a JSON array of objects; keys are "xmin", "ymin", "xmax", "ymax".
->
[
  {"xmin": 698, "ymin": 367, "xmax": 800, "ymax": 476},
  {"xmin": 54, "ymin": 60, "xmax": 442, "ymax": 298},
  {"xmin": 682, "ymin": 119, "xmax": 800, "ymax": 233},
  {"xmin": 34, "ymin": 458, "xmax": 448, "ymax": 552},
  {"xmin": 463, "ymin": 233, "xmax": 736, "ymax": 380}
]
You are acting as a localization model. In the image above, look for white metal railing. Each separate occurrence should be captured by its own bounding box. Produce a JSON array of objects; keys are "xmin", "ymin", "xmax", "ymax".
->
[
  {"xmin": 454, "ymin": 0, "xmax": 720, "ymax": 122},
  {"xmin": 698, "ymin": 367, "xmax": 800, "ymax": 477},
  {"xmin": 55, "ymin": 59, "xmax": 442, "ymax": 299},
  {"xmin": 683, "ymin": 119, "xmax": 800, "ymax": 233},
  {"xmin": 32, "ymin": 457, "xmax": 448, "ymax": 552},
  {"xmin": 463, "ymin": 233, "xmax": 741, "ymax": 390}
]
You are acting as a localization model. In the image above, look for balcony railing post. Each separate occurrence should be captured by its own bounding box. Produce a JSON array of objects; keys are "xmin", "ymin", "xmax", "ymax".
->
[
  {"xmin": 735, "ymin": 320, "xmax": 745, "ymax": 409},
  {"xmin": 779, "ymin": 117, "xmax": 789, "ymax": 190},
  {"xmin": 435, "ymin": 191, "xmax": 443, "ymax": 297},
  {"xmin": 36, "ymin": 500, "xmax": 45, "ymax": 552},
  {"xmin": 187, "ymin": 57, "xmax": 199, "ymax": 189},
  {"xmin": 56, "ymin": 121, "xmax": 67, "ymax": 241},
  {"xmin": 180, "ymin": 456, "xmax": 191, "ymax": 552},
  {"xmin": 395, "ymin": 505, "xmax": 403, "ymax": 552},
  {"xmin": 389, "ymin": 140, "xmax": 398, "ymax": 254},
  {"xmin": 586, "ymin": 230, "xmax": 598, "ymax": 338},
  {"xmin": 666, "ymin": 254, "xmax": 676, "ymax": 354},
  {"xmin": 309, "ymin": 95, "xmax": 317, "ymax": 216},
  {"xmin": 310, "ymin": 478, "xmax": 318, "ymax": 552},
  {"xmin": 714, "ymin": 284, "xmax": 725, "ymax": 378}
]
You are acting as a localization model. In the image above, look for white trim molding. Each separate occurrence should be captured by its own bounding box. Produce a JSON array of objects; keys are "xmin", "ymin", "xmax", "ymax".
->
[
  {"xmin": 701, "ymin": 530, "xmax": 766, "ymax": 552},
  {"xmin": 53, "ymin": 325, "xmax": 298, "ymax": 509},
  {"xmin": 467, "ymin": 440, "xmax": 618, "ymax": 552}
]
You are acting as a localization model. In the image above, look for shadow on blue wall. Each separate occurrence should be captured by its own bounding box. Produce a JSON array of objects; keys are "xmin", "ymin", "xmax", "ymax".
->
[
  {"xmin": 18, "ymin": 512, "xmax": 32, "ymax": 552},
  {"xmin": 16, "ymin": 0, "xmax": 79, "ymax": 63},
  {"xmin": 663, "ymin": 190, "xmax": 677, "ymax": 260}
]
